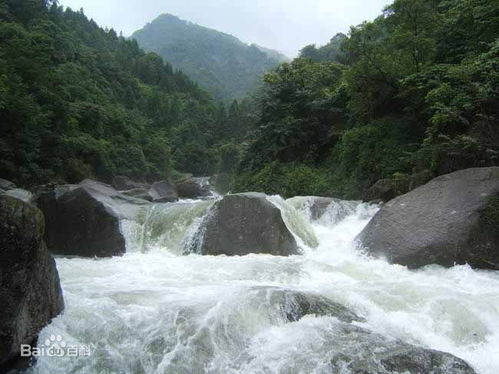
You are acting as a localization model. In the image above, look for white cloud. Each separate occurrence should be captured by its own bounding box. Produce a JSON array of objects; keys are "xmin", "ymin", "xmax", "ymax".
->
[{"xmin": 59, "ymin": 0, "xmax": 390, "ymax": 57}]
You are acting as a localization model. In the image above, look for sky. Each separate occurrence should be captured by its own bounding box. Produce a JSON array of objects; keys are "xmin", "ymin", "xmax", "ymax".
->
[{"xmin": 59, "ymin": 0, "xmax": 391, "ymax": 57}]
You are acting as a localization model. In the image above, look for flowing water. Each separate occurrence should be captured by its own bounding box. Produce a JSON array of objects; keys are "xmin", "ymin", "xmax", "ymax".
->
[{"xmin": 30, "ymin": 196, "xmax": 499, "ymax": 374}]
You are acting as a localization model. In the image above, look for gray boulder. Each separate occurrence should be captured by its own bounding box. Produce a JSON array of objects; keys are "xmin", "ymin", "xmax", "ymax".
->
[
  {"xmin": 4, "ymin": 188, "xmax": 34, "ymax": 204},
  {"xmin": 195, "ymin": 193, "xmax": 299, "ymax": 256},
  {"xmin": 325, "ymin": 322, "xmax": 475, "ymax": 374},
  {"xmin": 0, "ymin": 195, "xmax": 64, "ymax": 368},
  {"xmin": 250, "ymin": 287, "xmax": 362, "ymax": 323},
  {"xmin": 112, "ymin": 175, "xmax": 148, "ymax": 191},
  {"xmin": 358, "ymin": 167, "xmax": 499, "ymax": 269},
  {"xmin": 122, "ymin": 187, "xmax": 153, "ymax": 201},
  {"xmin": 364, "ymin": 178, "xmax": 410, "ymax": 202},
  {"xmin": 287, "ymin": 196, "xmax": 358, "ymax": 224},
  {"xmin": 176, "ymin": 177, "xmax": 211, "ymax": 199},
  {"xmin": 38, "ymin": 179, "xmax": 149, "ymax": 257},
  {"xmin": 0, "ymin": 178, "xmax": 15, "ymax": 190},
  {"xmin": 148, "ymin": 180, "xmax": 178, "ymax": 202}
]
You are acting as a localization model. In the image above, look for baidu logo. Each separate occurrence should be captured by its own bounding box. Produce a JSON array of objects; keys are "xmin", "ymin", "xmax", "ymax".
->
[{"xmin": 21, "ymin": 335, "xmax": 91, "ymax": 357}]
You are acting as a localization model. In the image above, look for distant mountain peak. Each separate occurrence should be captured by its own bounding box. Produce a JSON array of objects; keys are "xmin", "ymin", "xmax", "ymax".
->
[{"xmin": 132, "ymin": 14, "xmax": 287, "ymax": 101}]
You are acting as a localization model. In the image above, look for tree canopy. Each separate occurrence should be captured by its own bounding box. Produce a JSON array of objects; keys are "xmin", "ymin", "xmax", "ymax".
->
[{"xmin": 234, "ymin": 0, "xmax": 499, "ymax": 198}]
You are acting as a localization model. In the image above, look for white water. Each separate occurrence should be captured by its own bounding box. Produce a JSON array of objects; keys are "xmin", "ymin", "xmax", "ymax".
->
[{"xmin": 30, "ymin": 197, "xmax": 499, "ymax": 374}]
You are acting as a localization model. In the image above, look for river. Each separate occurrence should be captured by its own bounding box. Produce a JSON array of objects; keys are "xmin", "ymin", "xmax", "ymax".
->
[{"xmin": 30, "ymin": 196, "xmax": 499, "ymax": 374}]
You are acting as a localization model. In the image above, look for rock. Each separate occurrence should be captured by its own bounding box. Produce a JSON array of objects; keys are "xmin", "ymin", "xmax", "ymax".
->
[
  {"xmin": 287, "ymin": 196, "xmax": 358, "ymax": 223},
  {"xmin": 0, "ymin": 195, "xmax": 64, "ymax": 368},
  {"xmin": 176, "ymin": 177, "xmax": 211, "ymax": 199},
  {"xmin": 251, "ymin": 287, "xmax": 362, "ymax": 323},
  {"xmin": 0, "ymin": 178, "xmax": 15, "ymax": 190},
  {"xmin": 325, "ymin": 322, "xmax": 476, "ymax": 374},
  {"xmin": 38, "ymin": 179, "xmax": 150, "ymax": 257},
  {"xmin": 365, "ymin": 178, "xmax": 410, "ymax": 202},
  {"xmin": 148, "ymin": 180, "xmax": 178, "ymax": 202},
  {"xmin": 195, "ymin": 192, "xmax": 299, "ymax": 256},
  {"xmin": 358, "ymin": 167, "xmax": 499, "ymax": 269},
  {"xmin": 210, "ymin": 173, "xmax": 232, "ymax": 194},
  {"xmin": 112, "ymin": 175, "xmax": 148, "ymax": 191},
  {"xmin": 122, "ymin": 187, "xmax": 153, "ymax": 201},
  {"xmin": 4, "ymin": 188, "xmax": 34, "ymax": 204}
]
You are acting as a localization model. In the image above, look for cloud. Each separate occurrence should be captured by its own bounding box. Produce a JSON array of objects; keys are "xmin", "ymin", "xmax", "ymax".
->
[{"xmin": 59, "ymin": 0, "xmax": 390, "ymax": 57}]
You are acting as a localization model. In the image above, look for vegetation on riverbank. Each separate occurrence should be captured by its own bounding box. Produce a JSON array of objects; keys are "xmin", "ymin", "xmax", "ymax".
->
[{"xmin": 233, "ymin": 0, "xmax": 499, "ymax": 198}]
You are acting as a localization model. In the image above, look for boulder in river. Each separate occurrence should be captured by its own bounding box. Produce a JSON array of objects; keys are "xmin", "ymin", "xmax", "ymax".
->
[
  {"xmin": 148, "ymin": 180, "xmax": 178, "ymax": 202},
  {"xmin": 175, "ymin": 177, "xmax": 211, "ymax": 199},
  {"xmin": 112, "ymin": 175, "xmax": 148, "ymax": 191},
  {"xmin": 325, "ymin": 322, "xmax": 476, "ymax": 374},
  {"xmin": 196, "ymin": 192, "xmax": 299, "ymax": 256},
  {"xmin": 0, "ymin": 195, "xmax": 64, "ymax": 368},
  {"xmin": 38, "ymin": 179, "xmax": 150, "ymax": 257},
  {"xmin": 122, "ymin": 187, "xmax": 153, "ymax": 201},
  {"xmin": 358, "ymin": 167, "xmax": 499, "ymax": 269},
  {"xmin": 251, "ymin": 287, "xmax": 362, "ymax": 323},
  {"xmin": 287, "ymin": 196, "xmax": 358, "ymax": 224}
]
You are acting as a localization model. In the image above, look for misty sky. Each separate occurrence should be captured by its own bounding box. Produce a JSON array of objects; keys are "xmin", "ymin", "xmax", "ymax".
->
[{"xmin": 59, "ymin": 0, "xmax": 391, "ymax": 57}]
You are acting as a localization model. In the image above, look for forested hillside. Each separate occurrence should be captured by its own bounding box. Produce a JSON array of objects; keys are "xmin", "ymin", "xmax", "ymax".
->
[
  {"xmin": 234, "ymin": 0, "xmax": 499, "ymax": 199},
  {"xmin": 131, "ymin": 14, "xmax": 287, "ymax": 102},
  {"xmin": 0, "ymin": 0, "xmax": 239, "ymax": 185}
]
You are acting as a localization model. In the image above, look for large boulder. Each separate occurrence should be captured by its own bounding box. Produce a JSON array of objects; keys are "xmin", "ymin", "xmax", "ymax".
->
[
  {"xmin": 38, "ymin": 179, "xmax": 150, "ymax": 257},
  {"xmin": 364, "ymin": 178, "xmax": 409, "ymax": 202},
  {"xmin": 195, "ymin": 193, "xmax": 299, "ymax": 256},
  {"xmin": 324, "ymin": 322, "xmax": 475, "ymax": 374},
  {"xmin": 0, "ymin": 195, "xmax": 64, "ymax": 368},
  {"xmin": 358, "ymin": 167, "xmax": 499, "ymax": 269},
  {"xmin": 112, "ymin": 175, "xmax": 148, "ymax": 191},
  {"xmin": 148, "ymin": 180, "xmax": 178, "ymax": 203},
  {"xmin": 175, "ymin": 177, "xmax": 211, "ymax": 199},
  {"xmin": 122, "ymin": 187, "xmax": 153, "ymax": 201}
]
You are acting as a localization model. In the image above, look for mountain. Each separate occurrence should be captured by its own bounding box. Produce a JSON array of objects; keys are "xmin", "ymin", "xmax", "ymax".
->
[
  {"xmin": 131, "ymin": 14, "xmax": 287, "ymax": 101},
  {"xmin": 0, "ymin": 1, "xmax": 230, "ymax": 185}
]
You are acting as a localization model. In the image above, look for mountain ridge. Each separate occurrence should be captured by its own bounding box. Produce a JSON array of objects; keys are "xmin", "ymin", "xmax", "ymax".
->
[{"xmin": 131, "ymin": 14, "xmax": 288, "ymax": 101}]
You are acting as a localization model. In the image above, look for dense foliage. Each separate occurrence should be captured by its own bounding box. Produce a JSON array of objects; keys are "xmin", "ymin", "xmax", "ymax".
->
[
  {"xmin": 0, "ymin": 0, "xmax": 244, "ymax": 185},
  {"xmin": 235, "ymin": 0, "xmax": 499, "ymax": 198},
  {"xmin": 131, "ymin": 14, "xmax": 288, "ymax": 102}
]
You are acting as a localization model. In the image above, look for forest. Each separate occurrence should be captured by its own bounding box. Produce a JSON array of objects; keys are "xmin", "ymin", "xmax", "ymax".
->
[
  {"xmin": 1, "ymin": 0, "xmax": 498, "ymax": 201},
  {"xmin": 0, "ymin": 0, "xmax": 250, "ymax": 185},
  {"xmin": 233, "ymin": 0, "xmax": 499, "ymax": 199}
]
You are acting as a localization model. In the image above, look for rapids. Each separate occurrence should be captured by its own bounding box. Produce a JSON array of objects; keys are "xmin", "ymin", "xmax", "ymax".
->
[{"xmin": 29, "ymin": 196, "xmax": 499, "ymax": 374}]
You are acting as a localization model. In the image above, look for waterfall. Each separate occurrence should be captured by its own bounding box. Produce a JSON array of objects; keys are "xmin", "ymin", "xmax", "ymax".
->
[
  {"xmin": 29, "ymin": 195, "xmax": 499, "ymax": 374},
  {"xmin": 120, "ymin": 199, "xmax": 216, "ymax": 254}
]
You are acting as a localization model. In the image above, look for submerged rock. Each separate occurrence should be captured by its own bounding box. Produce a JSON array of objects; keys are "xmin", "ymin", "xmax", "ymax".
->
[
  {"xmin": 38, "ymin": 179, "xmax": 149, "ymax": 257},
  {"xmin": 358, "ymin": 167, "xmax": 499, "ymax": 269},
  {"xmin": 148, "ymin": 180, "xmax": 178, "ymax": 202},
  {"xmin": 251, "ymin": 287, "xmax": 362, "ymax": 323},
  {"xmin": 0, "ymin": 195, "xmax": 64, "ymax": 368},
  {"xmin": 325, "ymin": 322, "xmax": 476, "ymax": 374},
  {"xmin": 196, "ymin": 192, "xmax": 299, "ymax": 256},
  {"xmin": 176, "ymin": 177, "xmax": 211, "ymax": 199}
]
